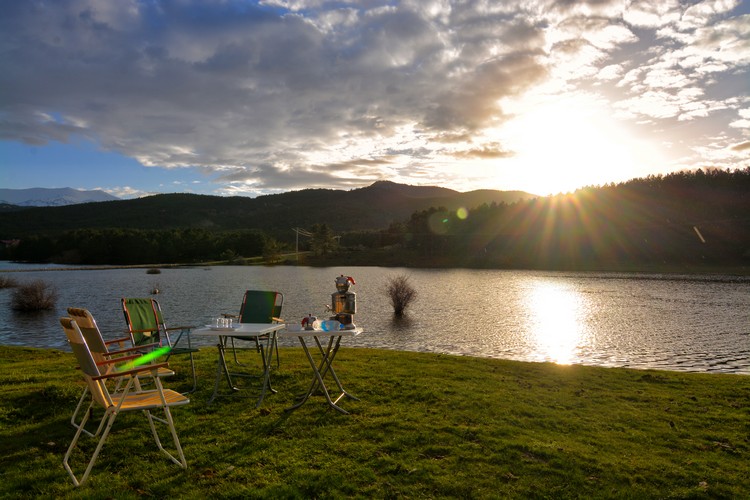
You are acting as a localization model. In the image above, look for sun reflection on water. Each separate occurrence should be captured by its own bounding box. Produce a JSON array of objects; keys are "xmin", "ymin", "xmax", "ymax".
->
[{"xmin": 525, "ymin": 281, "xmax": 588, "ymax": 365}]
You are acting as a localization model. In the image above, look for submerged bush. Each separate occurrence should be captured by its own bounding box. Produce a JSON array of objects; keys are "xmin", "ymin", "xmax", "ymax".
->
[
  {"xmin": 11, "ymin": 280, "xmax": 58, "ymax": 311},
  {"xmin": 384, "ymin": 274, "xmax": 417, "ymax": 317},
  {"xmin": 0, "ymin": 275, "xmax": 18, "ymax": 289}
]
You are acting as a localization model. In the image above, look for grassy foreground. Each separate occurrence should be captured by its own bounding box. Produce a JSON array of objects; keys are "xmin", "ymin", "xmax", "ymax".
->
[{"xmin": 0, "ymin": 345, "xmax": 748, "ymax": 499}]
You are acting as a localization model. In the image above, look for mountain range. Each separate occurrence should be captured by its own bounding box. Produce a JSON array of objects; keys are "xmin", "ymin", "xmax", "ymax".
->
[
  {"xmin": 0, "ymin": 181, "xmax": 537, "ymax": 237},
  {"xmin": 0, "ymin": 187, "xmax": 119, "ymax": 207}
]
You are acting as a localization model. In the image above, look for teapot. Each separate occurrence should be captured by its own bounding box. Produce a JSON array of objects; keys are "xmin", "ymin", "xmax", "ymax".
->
[{"xmin": 301, "ymin": 314, "xmax": 317, "ymax": 330}]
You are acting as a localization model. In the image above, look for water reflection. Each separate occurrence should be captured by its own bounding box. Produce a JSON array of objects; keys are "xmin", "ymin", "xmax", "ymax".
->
[
  {"xmin": 525, "ymin": 281, "xmax": 588, "ymax": 365},
  {"xmin": 1, "ymin": 264, "xmax": 748, "ymax": 373}
]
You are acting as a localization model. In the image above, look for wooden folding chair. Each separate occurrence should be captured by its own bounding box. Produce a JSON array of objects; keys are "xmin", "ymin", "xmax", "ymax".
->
[
  {"xmin": 66, "ymin": 307, "xmax": 173, "ymax": 437},
  {"xmin": 61, "ymin": 317, "xmax": 189, "ymax": 487}
]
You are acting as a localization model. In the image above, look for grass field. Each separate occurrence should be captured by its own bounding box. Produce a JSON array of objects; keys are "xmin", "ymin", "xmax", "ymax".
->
[{"xmin": 1, "ymin": 345, "xmax": 748, "ymax": 499}]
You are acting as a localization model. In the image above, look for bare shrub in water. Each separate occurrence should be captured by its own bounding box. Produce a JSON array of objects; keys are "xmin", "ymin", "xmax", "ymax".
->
[
  {"xmin": 0, "ymin": 275, "xmax": 18, "ymax": 289},
  {"xmin": 12, "ymin": 280, "xmax": 58, "ymax": 311},
  {"xmin": 385, "ymin": 274, "xmax": 417, "ymax": 317}
]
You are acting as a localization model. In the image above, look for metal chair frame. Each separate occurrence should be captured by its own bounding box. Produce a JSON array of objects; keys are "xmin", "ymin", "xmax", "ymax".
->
[{"xmin": 61, "ymin": 317, "xmax": 189, "ymax": 487}]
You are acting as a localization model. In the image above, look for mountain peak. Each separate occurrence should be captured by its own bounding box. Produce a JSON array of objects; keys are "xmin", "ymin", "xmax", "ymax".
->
[
  {"xmin": 0, "ymin": 187, "xmax": 119, "ymax": 207},
  {"xmin": 363, "ymin": 180, "xmax": 457, "ymax": 198}
]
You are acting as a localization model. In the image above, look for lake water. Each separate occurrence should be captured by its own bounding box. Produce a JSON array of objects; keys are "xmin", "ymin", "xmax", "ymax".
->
[{"xmin": 1, "ymin": 263, "xmax": 748, "ymax": 374}]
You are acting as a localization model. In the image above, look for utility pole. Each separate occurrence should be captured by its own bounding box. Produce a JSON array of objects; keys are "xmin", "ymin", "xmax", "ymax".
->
[{"xmin": 292, "ymin": 227, "xmax": 313, "ymax": 262}]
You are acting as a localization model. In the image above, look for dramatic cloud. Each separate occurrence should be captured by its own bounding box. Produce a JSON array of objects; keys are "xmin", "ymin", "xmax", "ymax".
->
[{"xmin": 1, "ymin": 0, "xmax": 748, "ymax": 196}]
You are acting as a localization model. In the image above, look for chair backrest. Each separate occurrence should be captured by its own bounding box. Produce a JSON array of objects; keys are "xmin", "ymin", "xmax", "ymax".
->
[
  {"xmin": 67, "ymin": 307, "xmax": 108, "ymax": 358},
  {"xmin": 239, "ymin": 290, "xmax": 283, "ymax": 324},
  {"xmin": 122, "ymin": 298, "xmax": 164, "ymax": 347},
  {"xmin": 60, "ymin": 317, "xmax": 113, "ymax": 409}
]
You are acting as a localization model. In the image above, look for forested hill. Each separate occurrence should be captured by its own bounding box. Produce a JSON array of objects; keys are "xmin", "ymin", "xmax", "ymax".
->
[
  {"xmin": 2, "ymin": 170, "xmax": 749, "ymax": 270},
  {"xmin": 0, "ymin": 181, "xmax": 535, "ymax": 238},
  {"xmin": 398, "ymin": 168, "xmax": 750, "ymax": 269}
]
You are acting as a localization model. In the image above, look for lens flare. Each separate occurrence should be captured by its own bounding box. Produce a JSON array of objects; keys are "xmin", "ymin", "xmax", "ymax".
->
[{"xmin": 116, "ymin": 346, "xmax": 171, "ymax": 371}]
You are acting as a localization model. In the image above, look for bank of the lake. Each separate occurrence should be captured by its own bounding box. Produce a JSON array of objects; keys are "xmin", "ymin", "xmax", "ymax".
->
[
  {"xmin": 1, "ymin": 345, "xmax": 748, "ymax": 498},
  {"xmin": 302, "ymin": 249, "xmax": 750, "ymax": 276}
]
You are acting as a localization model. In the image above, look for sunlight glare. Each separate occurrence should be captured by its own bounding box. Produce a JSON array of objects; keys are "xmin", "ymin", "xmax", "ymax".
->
[
  {"xmin": 525, "ymin": 281, "xmax": 586, "ymax": 365},
  {"xmin": 497, "ymin": 96, "xmax": 664, "ymax": 195}
]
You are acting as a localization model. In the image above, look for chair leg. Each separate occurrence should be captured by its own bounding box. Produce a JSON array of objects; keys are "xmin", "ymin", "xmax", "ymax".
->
[
  {"xmin": 70, "ymin": 388, "xmax": 95, "ymax": 438},
  {"xmin": 64, "ymin": 407, "xmax": 118, "ymax": 487},
  {"xmin": 63, "ymin": 401, "xmax": 92, "ymax": 487},
  {"xmin": 165, "ymin": 352, "xmax": 198, "ymax": 395},
  {"xmin": 184, "ymin": 351, "xmax": 198, "ymax": 395},
  {"xmin": 75, "ymin": 376, "xmax": 134, "ymax": 437},
  {"xmin": 273, "ymin": 335, "xmax": 280, "ymax": 369},
  {"xmin": 143, "ymin": 405, "xmax": 188, "ymax": 468},
  {"xmin": 145, "ymin": 379, "xmax": 188, "ymax": 468},
  {"xmin": 230, "ymin": 337, "xmax": 245, "ymax": 366}
]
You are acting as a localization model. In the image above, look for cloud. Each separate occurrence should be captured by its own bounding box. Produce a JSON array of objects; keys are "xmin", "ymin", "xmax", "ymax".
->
[
  {"xmin": 452, "ymin": 144, "xmax": 515, "ymax": 160},
  {"xmin": 103, "ymin": 185, "xmax": 151, "ymax": 199},
  {"xmin": 1, "ymin": 0, "xmax": 748, "ymax": 196}
]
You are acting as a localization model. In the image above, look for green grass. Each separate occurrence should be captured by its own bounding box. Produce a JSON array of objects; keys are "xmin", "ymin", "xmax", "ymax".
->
[{"xmin": 1, "ymin": 345, "xmax": 748, "ymax": 499}]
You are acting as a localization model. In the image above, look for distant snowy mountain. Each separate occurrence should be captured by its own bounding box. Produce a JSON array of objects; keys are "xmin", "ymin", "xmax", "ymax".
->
[{"xmin": 0, "ymin": 187, "xmax": 119, "ymax": 207}]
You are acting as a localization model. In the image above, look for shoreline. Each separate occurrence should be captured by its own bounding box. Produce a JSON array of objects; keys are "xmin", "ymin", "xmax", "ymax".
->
[{"xmin": 2, "ymin": 260, "xmax": 749, "ymax": 276}]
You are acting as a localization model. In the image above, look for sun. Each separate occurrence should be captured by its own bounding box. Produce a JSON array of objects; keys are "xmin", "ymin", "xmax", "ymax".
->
[{"xmin": 494, "ymin": 95, "xmax": 663, "ymax": 195}]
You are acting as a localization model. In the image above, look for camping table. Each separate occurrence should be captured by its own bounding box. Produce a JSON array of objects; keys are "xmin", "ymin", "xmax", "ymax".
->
[
  {"xmin": 278, "ymin": 327, "xmax": 361, "ymax": 414},
  {"xmin": 192, "ymin": 323, "xmax": 286, "ymax": 406}
]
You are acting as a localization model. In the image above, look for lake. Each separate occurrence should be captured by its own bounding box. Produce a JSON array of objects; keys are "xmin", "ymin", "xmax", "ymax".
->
[{"xmin": 1, "ymin": 263, "xmax": 748, "ymax": 374}]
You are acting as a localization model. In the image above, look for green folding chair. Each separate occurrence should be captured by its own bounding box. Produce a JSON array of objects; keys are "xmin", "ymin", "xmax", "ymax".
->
[
  {"xmin": 227, "ymin": 290, "xmax": 283, "ymax": 368},
  {"xmin": 122, "ymin": 298, "xmax": 198, "ymax": 394}
]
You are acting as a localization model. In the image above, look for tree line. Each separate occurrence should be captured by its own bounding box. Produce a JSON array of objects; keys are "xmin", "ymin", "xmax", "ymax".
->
[
  {"xmin": 2, "ymin": 228, "xmax": 269, "ymax": 265},
  {"xmin": 3, "ymin": 168, "xmax": 749, "ymax": 269},
  {"xmin": 394, "ymin": 168, "xmax": 750, "ymax": 268}
]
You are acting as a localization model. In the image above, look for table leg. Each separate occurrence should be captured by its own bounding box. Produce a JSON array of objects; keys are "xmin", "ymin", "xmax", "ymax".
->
[
  {"xmin": 207, "ymin": 336, "xmax": 240, "ymax": 404},
  {"xmin": 313, "ymin": 335, "xmax": 359, "ymax": 406},
  {"xmin": 286, "ymin": 335, "xmax": 357, "ymax": 414},
  {"xmin": 254, "ymin": 330, "xmax": 278, "ymax": 408},
  {"xmin": 219, "ymin": 336, "xmax": 241, "ymax": 390},
  {"xmin": 208, "ymin": 340, "xmax": 224, "ymax": 404},
  {"xmin": 209, "ymin": 333, "xmax": 278, "ymax": 407},
  {"xmin": 286, "ymin": 336, "xmax": 339, "ymax": 412}
]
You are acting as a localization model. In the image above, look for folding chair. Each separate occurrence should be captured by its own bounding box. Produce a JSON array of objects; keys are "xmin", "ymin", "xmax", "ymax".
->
[
  {"xmin": 61, "ymin": 317, "xmax": 189, "ymax": 487},
  {"xmin": 227, "ymin": 290, "xmax": 284, "ymax": 368},
  {"xmin": 122, "ymin": 298, "xmax": 198, "ymax": 394},
  {"xmin": 66, "ymin": 307, "xmax": 174, "ymax": 437}
]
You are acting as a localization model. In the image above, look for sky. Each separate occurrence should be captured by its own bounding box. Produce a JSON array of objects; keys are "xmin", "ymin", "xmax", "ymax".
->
[{"xmin": 1, "ymin": 0, "xmax": 748, "ymax": 199}]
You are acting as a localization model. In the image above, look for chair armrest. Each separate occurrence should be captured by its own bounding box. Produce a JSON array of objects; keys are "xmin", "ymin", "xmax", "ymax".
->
[
  {"xmin": 104, "ymin": 336, "xmax": 131, "ymax": 346},
  {"xmin": 93, "ymin": 362, "xmax": 170, "ymax": 380},
  {"xmin": 127, "ymin": 328, "xmax": 160, "ymax": 333},
  {"xmin": 105, "ymin": 342, "xmax": 160, "ymax": 357},
  {"xmin": 95, "ymin": 354, "xmax": 140, "ymax": 366}
]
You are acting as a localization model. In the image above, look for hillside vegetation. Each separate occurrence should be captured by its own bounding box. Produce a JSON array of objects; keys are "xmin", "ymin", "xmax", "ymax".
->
[
  {"xmin": 390, "ymin": 168, "xmax": 750, "ymax": 270},
  {"xmin": 2, "ymin": 170, "xmax": 749, "ymax": 271},
  {"xmin": 0, "ymin": 181, "xmax": 534, "ymax": 237}
]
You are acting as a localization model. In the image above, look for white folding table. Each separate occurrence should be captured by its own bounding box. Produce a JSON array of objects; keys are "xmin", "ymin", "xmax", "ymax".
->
[
  {"xmin": 278, "ymin": 327, "xmax": 361, "ymax": 414},
  {"xmin": 192, "ymin": 323, "xmax": 286, "ymax": 406}
]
